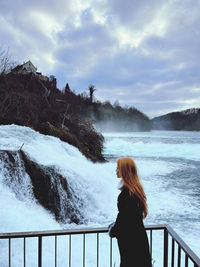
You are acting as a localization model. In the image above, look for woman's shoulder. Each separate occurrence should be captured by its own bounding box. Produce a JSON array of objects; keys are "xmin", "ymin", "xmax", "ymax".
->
[
  {"xmin": 118, "ymin": 186, "xmax": 134, "ymax": 201},
  {"xmin": 118, "ymin": 187, "xmax": 140, "ymax": 204},
  {"xmin": 117, "ymin": 187, "xmax": 142, "ymax": 214},
  {"xmin": 118, "ymin": 186, "xmax": 128, "ymax": 197}
]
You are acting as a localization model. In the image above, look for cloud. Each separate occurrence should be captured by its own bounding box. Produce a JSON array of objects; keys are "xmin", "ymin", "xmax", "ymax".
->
[{"xmin": 0, "ymin": 0, "xmax": 200, "ymax": 117}]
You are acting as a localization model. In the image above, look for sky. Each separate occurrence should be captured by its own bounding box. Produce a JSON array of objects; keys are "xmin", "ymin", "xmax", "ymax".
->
[{"xmin": 0, "ymin": 0, "xmax": 200, "ymax": 118}]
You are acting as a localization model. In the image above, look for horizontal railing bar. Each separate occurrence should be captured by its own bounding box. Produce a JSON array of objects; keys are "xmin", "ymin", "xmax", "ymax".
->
[
  {"xmin": 0, "ymin": 228, "xmax": 108, "ymax": 239},
  {"xmin": 166, "ymin": 225, "xmax": 200, "ymax": 266},
  {"xmin": 145, "ymin": 224, "xmax": 169, "ymax": 230},
  {"xmin": 0, "ymin": 224, "xmax": 168, "ymax": 239}
]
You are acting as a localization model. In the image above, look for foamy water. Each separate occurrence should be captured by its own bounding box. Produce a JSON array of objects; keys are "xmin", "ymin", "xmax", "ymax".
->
[{"xmin": 0, "ymin": 125, "xmax": 199, "ymax": 266}]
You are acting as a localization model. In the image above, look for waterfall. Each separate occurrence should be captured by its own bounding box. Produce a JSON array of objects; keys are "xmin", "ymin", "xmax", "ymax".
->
[{"xmin": 0, "ymin": 124, "xmax": 116, "ymax": 230}]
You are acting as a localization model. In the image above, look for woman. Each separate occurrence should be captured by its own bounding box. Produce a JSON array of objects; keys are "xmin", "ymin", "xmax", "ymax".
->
[{"xmin": 109, "ymin": 157, "xmax": 152, "ymax": 267}]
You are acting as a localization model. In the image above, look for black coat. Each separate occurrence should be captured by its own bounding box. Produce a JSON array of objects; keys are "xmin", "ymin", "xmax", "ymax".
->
[{"xmin": 110, "ymin": 187, "xmax": 152, "ymax": 267}]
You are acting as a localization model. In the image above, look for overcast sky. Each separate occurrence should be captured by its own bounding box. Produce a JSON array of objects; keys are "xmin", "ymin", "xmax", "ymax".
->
[{"xmin": 0, "ymin": 0, "xmax": 200, "ymax": 118}]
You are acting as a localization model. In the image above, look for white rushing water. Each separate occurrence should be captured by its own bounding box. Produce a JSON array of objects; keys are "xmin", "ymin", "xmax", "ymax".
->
[{"xmin": 0, "ymin": 125, "xmax": 199, "ymax": 266}]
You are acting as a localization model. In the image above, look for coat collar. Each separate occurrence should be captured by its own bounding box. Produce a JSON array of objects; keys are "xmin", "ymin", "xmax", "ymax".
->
[{"xmin": 117, "ymin": 180, "xmax": 125, "ymax": 191}]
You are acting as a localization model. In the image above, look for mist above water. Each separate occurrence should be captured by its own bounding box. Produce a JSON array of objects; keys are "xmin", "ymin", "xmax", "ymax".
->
[{"xmin": 94, "ymin": 119, "xmax": 140, "ymax": 132}]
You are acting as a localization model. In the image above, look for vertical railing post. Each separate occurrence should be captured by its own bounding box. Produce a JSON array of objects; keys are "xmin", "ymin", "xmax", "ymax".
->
[
  {"xmin": 55, "ymin": 235, "xmax": 57, "ymax": 267},
  {"xmin": 178, "ymin": 245, "xmax": 181, "ymax": 267},
  {"xmin": 150, "ymin": 230, "xmax": 152, "ymax": 259},
  {"xmin": 69, "ymin": 235, "xmax": 71, "ymax": 267},
  {"xmin": 171, "ymin": 239, "xmax": 175, "ymax": 267},
  {"xmin": 110, "ymin": 238, "xmax": 112, "ymax": 267},
  {"xmin": 38, "ymin": 236, "xmax": 42, "ymax": 267},
  {"xmin": 9, "ymin": 238, "xmax": 11, "ymax": 267},
  {"xmin": 163, "ymin": 228, "xmax": 168, "ymax": 267},
  {"xmin": 83, "ymin": 234, "xmax": 85, "ymax": 267},
  {"xmin": 24, "ymin": 237, "xmax": 26, "ymax": 267},
  {"xmin": 185, "ymin": 254, "xmax": 188, "ymax": 267},
  {"xmin": 97, "ymin": 233, "xmax": 99, "ymax": 267}
]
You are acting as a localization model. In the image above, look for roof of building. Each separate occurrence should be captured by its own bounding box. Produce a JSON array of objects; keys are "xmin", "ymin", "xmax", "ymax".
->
[{"xmin": 11, "ymin": 60, "xmax": 37, "ymax": 72}]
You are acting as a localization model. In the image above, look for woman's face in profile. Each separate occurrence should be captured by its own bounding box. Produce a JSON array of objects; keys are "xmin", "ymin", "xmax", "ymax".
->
[{"xmin": 116, "ymin": 165, "xmax": 121, "ymax": 178}]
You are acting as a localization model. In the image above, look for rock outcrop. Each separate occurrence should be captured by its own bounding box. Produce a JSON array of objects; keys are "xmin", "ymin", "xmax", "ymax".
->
[{"xmin": 0, "ymin": 149, "xmax": 85, "ymax": 224}]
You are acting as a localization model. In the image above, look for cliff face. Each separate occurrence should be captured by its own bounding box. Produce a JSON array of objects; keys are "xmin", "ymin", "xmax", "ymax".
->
[
  {"xmin": 0, "ymin": 73, "xmax": 105, "ymax": 162},
  {"xmin": 152, "ymin": 108, "xmax": 200, "ymax": 130}
]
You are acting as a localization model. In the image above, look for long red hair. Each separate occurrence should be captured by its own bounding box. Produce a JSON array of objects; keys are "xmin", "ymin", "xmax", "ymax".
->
[{"xmin": 117, "ymin": 157, "xmax": 148, "ymax": 218}]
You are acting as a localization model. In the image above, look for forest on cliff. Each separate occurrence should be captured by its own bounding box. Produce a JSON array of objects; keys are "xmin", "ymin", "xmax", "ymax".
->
[{"xmin": 0, "ymin": 62, "xmax": 151, "ymax": 162}]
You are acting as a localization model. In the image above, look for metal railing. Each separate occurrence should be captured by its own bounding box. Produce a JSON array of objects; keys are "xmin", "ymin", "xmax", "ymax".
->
[{"xmin": 0, "ymin": 224, "xmax": 199, "ymax": 267}]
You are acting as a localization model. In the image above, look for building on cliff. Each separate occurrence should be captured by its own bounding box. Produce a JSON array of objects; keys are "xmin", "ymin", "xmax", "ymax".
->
[
  {"xmin": 12, "ymin": 60, "xmax": 37, "ymax": 74},
  {"xmin": 11, "ymin": 60, "xmax": 49, "ymax": 81}
]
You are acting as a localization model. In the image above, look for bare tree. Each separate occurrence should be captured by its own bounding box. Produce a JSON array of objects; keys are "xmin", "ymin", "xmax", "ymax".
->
[
  {"xmin": 88, "ymin": 84, "xmax": 96, "ymax": 103},
  {"xmin": 0, "ymin": 47, "xmax": 17, "ymax": 75}
]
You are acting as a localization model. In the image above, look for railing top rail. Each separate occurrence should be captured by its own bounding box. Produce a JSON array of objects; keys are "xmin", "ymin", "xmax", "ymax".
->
[
  {"xmin": 145, "ymin": 224, "xmax": 168, "ymax": 230},
  {"xmin": 0, "ymin": 224, "xmax": 168, "ymax": 239},
  {"xmin": 166, "ymin": 225, "xmax": 200, "ymax": 265},
  {"xmin": 0, "ymin": 227, "xmax": 108, "ymax": 239},
  {"xmin": 0, "ymin": 224, "xmax": 167, "ymax": 239}
]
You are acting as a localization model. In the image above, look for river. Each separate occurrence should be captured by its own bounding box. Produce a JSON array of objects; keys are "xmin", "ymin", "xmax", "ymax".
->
[{"xmin": 0, "ymin": 125, "xmax": 199, "ymax": 266}]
